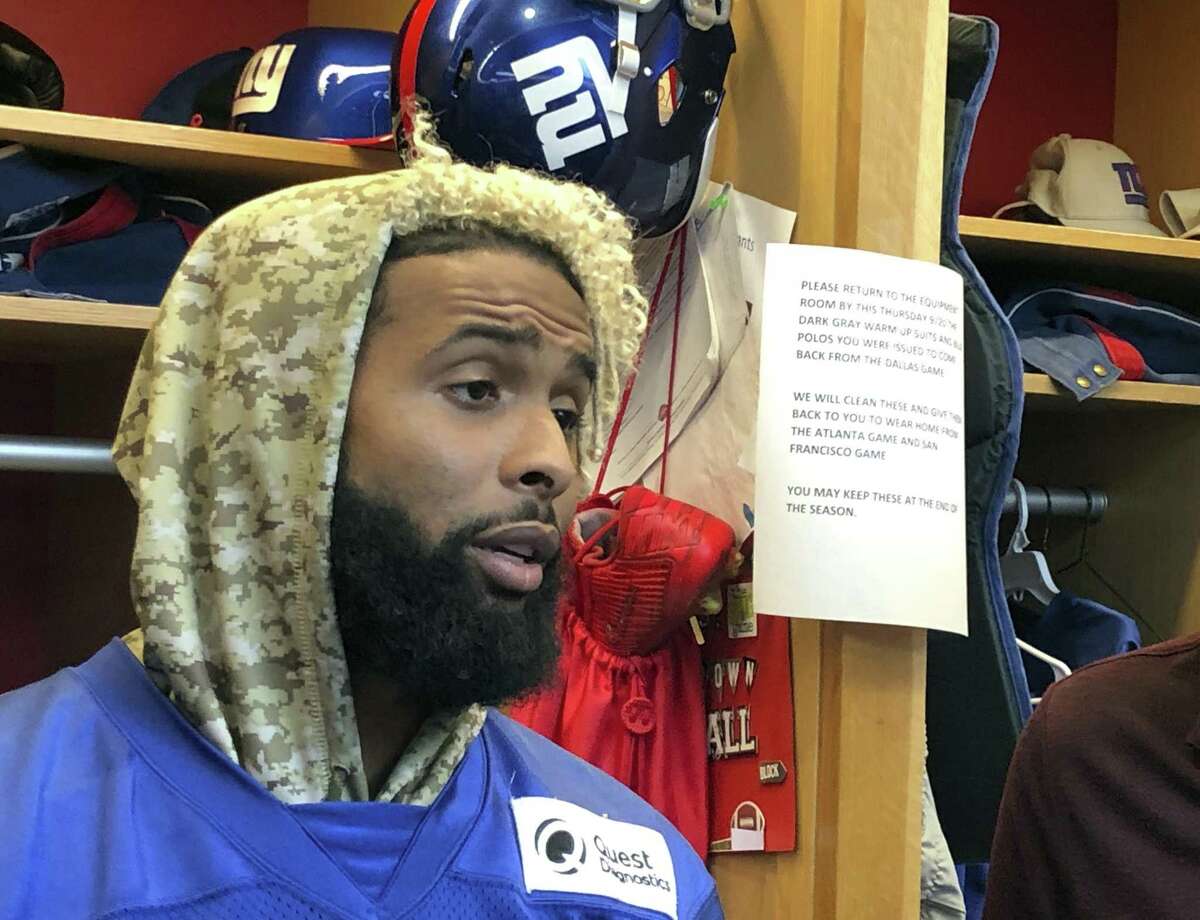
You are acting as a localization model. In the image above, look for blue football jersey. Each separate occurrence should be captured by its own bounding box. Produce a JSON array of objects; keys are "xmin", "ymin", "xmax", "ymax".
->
[{"xmin": 0, "ymin": 640, "xmax": 721, "ymax": 919}]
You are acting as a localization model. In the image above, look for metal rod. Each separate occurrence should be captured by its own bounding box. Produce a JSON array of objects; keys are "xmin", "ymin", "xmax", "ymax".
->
[
  {"xmin": 0, "ymin": 435, "xmax": 117, "ymax": 475},
  {"xmin": 1002, "ymin": 484, "xmax": 1107, "ymax": 523}
]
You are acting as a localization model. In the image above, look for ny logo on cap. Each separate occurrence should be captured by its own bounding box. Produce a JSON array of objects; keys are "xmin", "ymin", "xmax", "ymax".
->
[
  {"xmin": 233, "ymin": 44, "xmax": 297, "ymax": 117},
  {"xmin": 1111, "ymin": 162, "xmax": 1148, "ymax": 207}
]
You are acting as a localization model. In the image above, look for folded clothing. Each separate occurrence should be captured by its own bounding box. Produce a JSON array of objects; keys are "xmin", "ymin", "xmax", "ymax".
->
[
  {"xmin": 1007, "ymin": 284, "xmax": 1200, "ymax": 398},
  {"xmin": 0, "ymin": 147, "xmax": 211, "ymax": 305}
]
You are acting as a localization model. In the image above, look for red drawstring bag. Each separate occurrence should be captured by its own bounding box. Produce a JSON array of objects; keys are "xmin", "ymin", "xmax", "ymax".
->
[{"xmin": 508, "ymin": 227, "xmax": 735, "ymax": 857}]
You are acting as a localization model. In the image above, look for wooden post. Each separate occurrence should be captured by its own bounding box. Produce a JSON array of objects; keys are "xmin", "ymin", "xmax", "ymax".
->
[{"xmin": 709, "ymin": 1, "xmax": 947, "ymax": 916}]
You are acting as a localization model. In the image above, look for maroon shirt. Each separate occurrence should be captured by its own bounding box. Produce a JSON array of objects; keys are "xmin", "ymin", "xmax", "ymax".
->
[{"xmin": 984, "ymin": 633, "xmax": 1200, "ymax": 919}]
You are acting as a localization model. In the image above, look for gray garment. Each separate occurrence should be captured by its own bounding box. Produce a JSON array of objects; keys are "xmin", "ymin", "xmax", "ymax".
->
[{"xmin": 922, "ymin": 763, "xmax": 966, "ymax": 920}]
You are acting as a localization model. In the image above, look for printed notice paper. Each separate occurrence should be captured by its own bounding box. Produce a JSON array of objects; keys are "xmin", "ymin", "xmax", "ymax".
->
[{"xmin": 753, "ymin": 245, "xmax": 967, "ymax": 635}]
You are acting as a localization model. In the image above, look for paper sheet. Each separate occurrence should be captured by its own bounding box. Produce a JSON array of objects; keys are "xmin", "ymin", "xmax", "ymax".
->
[
  {"xmin": 596, "ymin": 226, "xmax": 714, "ymax": 489},
  {"xmin": 752, "ymin": 245, "xmax": 968, "ymax": 635},
  {"xmin": 729, "ymin": 188, "xmax": 798, "ymax": 311},
  {"xmin": 594, "ymin": 187, "xmax": 796, "ymax": 490}
]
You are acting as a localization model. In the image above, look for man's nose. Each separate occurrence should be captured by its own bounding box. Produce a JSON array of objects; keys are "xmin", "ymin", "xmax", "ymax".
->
[{"xmin": 499, "ymin": 406, "xmax": 576, "ymax": 504}]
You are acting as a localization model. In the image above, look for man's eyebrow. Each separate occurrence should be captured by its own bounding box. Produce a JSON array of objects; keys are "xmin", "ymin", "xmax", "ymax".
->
[
  {"xmin": 428, "ymin": 322, "xmax": 597, "ymax": 384},
  {"xmin": 427, "ymin": 323, "xmax": 542, "ymax": 357}
]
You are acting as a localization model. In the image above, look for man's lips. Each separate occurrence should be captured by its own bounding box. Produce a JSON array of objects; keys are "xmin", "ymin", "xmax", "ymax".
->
[{"xmin": 468, "ymin": 523, "xmax": 560, "ymax": 594}]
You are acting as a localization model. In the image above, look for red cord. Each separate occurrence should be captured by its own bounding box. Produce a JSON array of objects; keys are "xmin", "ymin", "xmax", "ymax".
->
[
  {"xmin": 592, "ymin": 228, "xmax": 683, "ymax": 495},
  {"xmin": 658, "ymin": 223, "xmax": 687, "ymax": 494}
]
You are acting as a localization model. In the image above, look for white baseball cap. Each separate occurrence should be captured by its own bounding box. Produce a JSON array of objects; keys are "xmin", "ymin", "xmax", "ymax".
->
[
  {"xmin": 1159, "ymin": 189, "xmax": 1200, "ymax": 240},
  {"xmin": 994, "ymin": 134, "xmax": 1167, "ymax": 237}
]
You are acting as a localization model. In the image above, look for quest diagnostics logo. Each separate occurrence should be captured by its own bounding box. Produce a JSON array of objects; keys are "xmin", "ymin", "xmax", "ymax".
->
[
  {"xmin": 592, "ymin": 835, "xmax": 673, "ymax": 891},
  {"xmin": 513, "ymin": 797, "xmax": 680, "ymax": 919},
  {"xmin": 534, "ymin": 818, "xmax": 588, "ymax": 875}
]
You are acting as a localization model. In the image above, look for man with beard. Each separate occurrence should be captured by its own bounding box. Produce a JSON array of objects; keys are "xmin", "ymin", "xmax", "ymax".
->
[{"xmin": 0, "ymin": 118, "xmax": 721, "ymax": 920}]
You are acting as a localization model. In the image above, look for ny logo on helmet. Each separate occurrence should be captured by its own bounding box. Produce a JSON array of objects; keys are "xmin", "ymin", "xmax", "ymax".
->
[
  {"xmin": 511, "ymin": 15, "xmax": 634, "ymax": 171},
  {"xmin": 233, "ymin": 44, "xmax": 297, "ymax": 117}
]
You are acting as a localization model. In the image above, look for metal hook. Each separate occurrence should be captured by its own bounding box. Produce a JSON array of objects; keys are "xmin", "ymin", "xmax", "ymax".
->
[
  {"xmin": 1007, "ymin": 479, "xmax": 1031, "ymax": 555},
  {"xmin": 1056, "ymin": 488, "xmax": 1093, "ymax": 576}
]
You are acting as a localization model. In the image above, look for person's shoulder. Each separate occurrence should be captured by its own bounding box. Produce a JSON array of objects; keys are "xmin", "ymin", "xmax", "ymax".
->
[
  {"xmin": 482, "ymin": 711, "xmax": 720, "ymax": 918},
  {"xmin": 486, "ymin": 710, "xmax": 683, "ymax": 829},
  {"xmin": 0, "ymin": 664, "xmax": 122, "ymax": 913},
  {"xmin": 0, "ymin": 659, "xmax": 124, "ymax": 794},
  {"xmin": 1046, "ymin": 632, "xmax": 1200, "ymax": 703},
  {"xmin": 1031, "ymin": 632, "xmax": 1200, "ymax": 749},
  {"xmin": 0, "ymin": 664, "xmax": 98, "ymax": 746}
]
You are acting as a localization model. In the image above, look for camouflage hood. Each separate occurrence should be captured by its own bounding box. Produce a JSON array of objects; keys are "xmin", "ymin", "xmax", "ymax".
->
[{"xmin": 112, "ymin": 154, "xmax": 646, "ymax": 803}]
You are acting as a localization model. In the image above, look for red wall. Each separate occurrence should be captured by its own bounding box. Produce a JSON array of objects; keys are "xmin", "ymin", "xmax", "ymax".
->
[
  {"xmin": 949, "ymin": 0, "xmax": 1119, "ymax": 216},
  {"xmin": 7, "ymin": 0, "xmax": 308, "ymax": 119},
  {"xmin": 0, "ymin": 365, "xmax": 52, "ymax": 693},
  {"xmin": 0, "ymin": 2, "xmax": 303, "ymax": 690}
]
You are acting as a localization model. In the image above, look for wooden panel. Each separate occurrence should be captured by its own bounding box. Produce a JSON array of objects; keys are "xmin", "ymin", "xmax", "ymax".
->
[
  {"xmin": 1024, "ymin": 373, "xmax": 1200, "ymax": 409},
  {"xmin": 1114, "ymin": 1, "xmax": 1200, "ymax": 228},
  {"xmin": 0, "ymin": 297, "xmax": 154, "ymax": 363},
  {"xmin": 710, "ymin": 1, "xmax": 945, "ymax": 917},
  {"xmin": 696, "ymin": 3, "xmax": 828, "ymax": 910},
  {"xmin": 308, "ymin": 0, "xmax": 414, "ymax": 30},
  {"xmin": 1016, "ymin": 405, "xmax": 1200, "ymax": 643},
  {"xmin": 710, "ymin": 0, "xmax": 838, "ymax": 246},
  {"xmin": 0, "ymin": 107, "xmax": 398, "ymax": 202},
  {"xmin": 960, "ymin": 216, "xmax": 1200, "ymax": 305}
]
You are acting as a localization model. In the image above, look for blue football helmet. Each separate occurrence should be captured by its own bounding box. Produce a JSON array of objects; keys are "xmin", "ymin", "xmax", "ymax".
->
[
  {"xmin": 232, "ymin": 28, "xmax": 397, "ymax": 145},
  {"xmin": 395, "ymin": 0, "xmax": 734, "ymax": 237}
]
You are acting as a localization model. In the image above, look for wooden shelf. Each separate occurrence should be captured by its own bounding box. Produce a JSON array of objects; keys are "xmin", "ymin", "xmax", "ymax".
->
[
  {"xmin": 1024, "ymin": 372, "xmax": 1200, "ymax": 409},
  {"xmin": 0, "ymin": 296, "xmax": 155, "ymax": 362},
  {"xmin": 960, "ymin": 216, "xmax": 1200, "ymax": 262},
  {"xmin": 0, "ymin": 106, "xmax": 398, "ymax": 197},
  {"xmin": 959, "ymin": 216, "xmax": 1200, "ymax": 306}
]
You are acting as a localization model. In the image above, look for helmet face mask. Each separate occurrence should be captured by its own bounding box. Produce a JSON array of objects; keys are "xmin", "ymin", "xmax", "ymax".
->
[
  {"xmin": 598, "ymin": 0, "xmax": 732, "ymax": 30},
  {"xmin": 395, "ymin": 0, "xmax": 735, "ymax": 237}
]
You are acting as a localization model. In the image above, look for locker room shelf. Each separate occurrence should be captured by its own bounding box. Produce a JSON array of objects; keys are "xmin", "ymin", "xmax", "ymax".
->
[
  {"xmin": 0, "ymin": 106, "xmax": 398, "ymax": 194},
  {"xmin": 959, "ymin": 216, "xmax": 1200, "ymax": 305},
  {"xmin": 0, "ymin": 295, "xmax": 155, "ymax": 362},
  {"xmin": 960, "ymin": 216, "xmax": 1200, "ymax": 261},
  {"xmin": 1024, "ymin": 372, "xmax": 1200, "ymax": 408}
]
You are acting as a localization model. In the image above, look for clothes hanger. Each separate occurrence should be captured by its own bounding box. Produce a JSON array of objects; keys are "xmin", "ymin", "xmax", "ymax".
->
[
  {"xmin": 1014, "ymin": 638, "xmax": 1071, "ymax": 706},
  {"xmin": 1000, "ymin": 479, "xmax": 1060, "ymax": 606},
  {"xmin": 1001, "ymin": 480, "xmax": 1068, "ymax": 704}
]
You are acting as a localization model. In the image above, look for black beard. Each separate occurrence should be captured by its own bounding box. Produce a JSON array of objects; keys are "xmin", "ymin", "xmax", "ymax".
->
[{"xmin": 329, "ymin": 479, "xmax": 563, "ymax": 710}]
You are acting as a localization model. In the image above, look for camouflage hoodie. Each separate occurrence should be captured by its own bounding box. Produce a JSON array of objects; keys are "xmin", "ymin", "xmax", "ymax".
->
[{"xmin": 111, "ymin": 153, "xmax": 645, "ymax": 804}]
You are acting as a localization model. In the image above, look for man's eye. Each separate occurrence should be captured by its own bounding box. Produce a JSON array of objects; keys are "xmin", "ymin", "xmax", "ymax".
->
[
  {"xmin": 553, "ymin": 408, "xmax": 581, "ymax": 433},
  {"xmin": 448, "ymin": 380, "xmax": 500, "ymax": 405}
]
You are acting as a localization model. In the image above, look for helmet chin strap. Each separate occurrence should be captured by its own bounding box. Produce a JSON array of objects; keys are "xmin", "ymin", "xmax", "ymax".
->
[{"xmin": 609, "ymin": 9, "xmax": 641, "ymax": 117}]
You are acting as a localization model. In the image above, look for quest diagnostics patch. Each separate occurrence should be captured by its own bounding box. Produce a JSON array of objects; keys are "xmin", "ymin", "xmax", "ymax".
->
[{"xmin": 511, "ymin": 797, "xmax": 678, "ymax": 918}]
